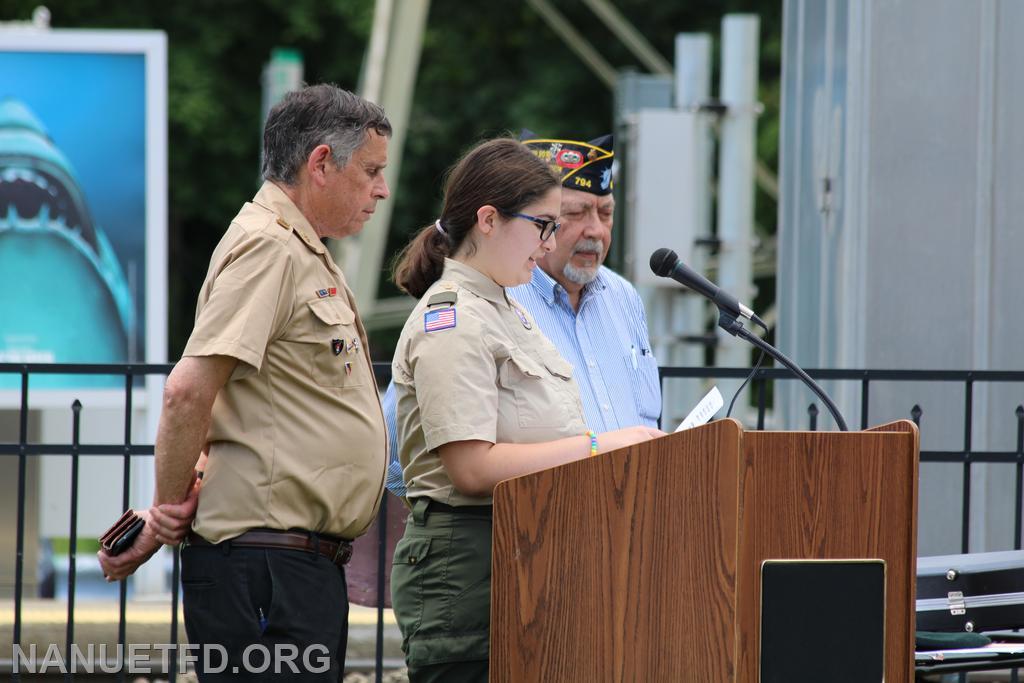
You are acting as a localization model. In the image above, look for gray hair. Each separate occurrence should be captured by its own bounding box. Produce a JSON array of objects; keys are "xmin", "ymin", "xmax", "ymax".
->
[{"xmin": 261, "ymin": 83, "xmax": 392, "ymax": 185}]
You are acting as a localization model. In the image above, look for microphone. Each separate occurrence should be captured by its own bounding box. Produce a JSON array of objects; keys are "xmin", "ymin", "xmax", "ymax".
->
[
  {"xmin": 648, "ymin": 247, "xmax": 848, "ymax": 431},
  {"xmin": 649, "ymin": 248, "xmax": 766, "ymax": 330}
]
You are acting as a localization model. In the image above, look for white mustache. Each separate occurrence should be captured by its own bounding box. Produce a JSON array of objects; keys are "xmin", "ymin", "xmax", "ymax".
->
[{"xmin": 571, "ymin": 238, "xmax": 604, "ymax": 258}]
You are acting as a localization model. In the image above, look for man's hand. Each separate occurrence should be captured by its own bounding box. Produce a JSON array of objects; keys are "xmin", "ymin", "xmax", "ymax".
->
[
  {"xmin": 97, "ymin": 509, "xmax": 161, "ymax": 582},
  {"xmin": 97, "ymin": 466, "xmax": 203, "ymax": 582},
  {"xmin": 148, "ymin": 472, "xmax": 201, "ymax": 545}
]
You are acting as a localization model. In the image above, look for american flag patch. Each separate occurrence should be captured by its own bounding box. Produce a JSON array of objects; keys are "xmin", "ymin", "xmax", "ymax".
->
[{"xmin": 424, "ymin": 307, "xmax": 456, "ymax": 332}]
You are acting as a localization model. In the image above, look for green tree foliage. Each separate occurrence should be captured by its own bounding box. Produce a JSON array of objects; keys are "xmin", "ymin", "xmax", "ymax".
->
[{"xmin": 4, "ymin": 0, "xmax": 781, "ymax": 357}]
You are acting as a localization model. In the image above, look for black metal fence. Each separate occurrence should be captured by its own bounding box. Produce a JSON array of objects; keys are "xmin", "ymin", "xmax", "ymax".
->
[
  {"xmin": 3, "ymin": 362, "xmax": 1024, "ymax": 681},
  {"xmin": 1, "ymin": 363, "xmax": 173, "ymax": 682}
]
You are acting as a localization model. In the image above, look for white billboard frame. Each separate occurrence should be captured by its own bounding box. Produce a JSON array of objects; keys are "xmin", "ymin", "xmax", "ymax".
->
[{"xmin": 0, "ymin": 28, "xmax": 168, "ymax": 408}]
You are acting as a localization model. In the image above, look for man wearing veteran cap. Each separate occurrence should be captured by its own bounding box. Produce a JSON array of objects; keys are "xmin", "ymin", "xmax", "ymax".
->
[
  {"xmin": 382, "ymin": 131, "xmax": 661, "ymax": 498},
  {"xmin": 98, "ymin": 84, "xmax": 391, "ymax": 679},
  {"xmin": 511, "ymin": 131, "xmax": 661, "ymax": 432}
]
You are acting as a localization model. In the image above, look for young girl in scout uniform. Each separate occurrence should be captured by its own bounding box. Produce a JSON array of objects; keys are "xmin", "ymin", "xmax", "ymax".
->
[{"xmin": 389, "ymin": 138, "xmax": 663, "ymax": 682}]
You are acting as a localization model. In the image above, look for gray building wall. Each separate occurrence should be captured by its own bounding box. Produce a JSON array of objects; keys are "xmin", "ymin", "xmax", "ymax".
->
[{"xmin": 778, "ymin": 0, "xmax": 1024, "ymax": 554}]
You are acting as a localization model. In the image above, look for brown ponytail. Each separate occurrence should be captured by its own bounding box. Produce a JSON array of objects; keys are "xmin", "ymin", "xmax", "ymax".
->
[
  {"xmin": 392, "ymin": 138, "xmax": 557, "ymax": 298},
  {"xmin": 392, "ymin": 223, "xmax": 451, "ymax": 298}
]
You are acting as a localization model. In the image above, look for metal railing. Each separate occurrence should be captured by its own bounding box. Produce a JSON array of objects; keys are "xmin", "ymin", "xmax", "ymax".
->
[
  {"xmin": 3, "ymin": 362, "xmax": 1024, "ymax": 681},
  {"xmin": 1, "ymin": 363, "xmax": 172, "ymax": 682}
]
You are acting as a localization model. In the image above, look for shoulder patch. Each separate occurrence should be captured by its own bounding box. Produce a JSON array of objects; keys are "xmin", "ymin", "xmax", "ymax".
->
[
  {"xmin": 424, "ymin": 307, "xmax": 456, "ymax": 333},
  {"xmin": 427, "ymin": 291, "xmax": 458, "ymax": 308}
]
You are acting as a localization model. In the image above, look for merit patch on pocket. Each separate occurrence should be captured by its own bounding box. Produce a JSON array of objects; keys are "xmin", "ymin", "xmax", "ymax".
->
[{"xmin": 424, "ymin": 307, "xmax": 456, "ymax": 333}]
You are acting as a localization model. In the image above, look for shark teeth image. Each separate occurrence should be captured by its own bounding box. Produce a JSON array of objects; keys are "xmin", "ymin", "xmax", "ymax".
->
[{"xmin": 0, "ymin": 97, "xmax": 136, "ymax": 385}]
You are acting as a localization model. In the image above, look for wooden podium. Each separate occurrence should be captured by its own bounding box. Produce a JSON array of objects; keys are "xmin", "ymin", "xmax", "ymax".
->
[{"xmin": 490, "ymin": 419, "xmax": 919, "ymax": 682}]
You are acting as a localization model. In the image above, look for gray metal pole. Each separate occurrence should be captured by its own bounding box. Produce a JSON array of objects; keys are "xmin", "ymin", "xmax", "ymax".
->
[
  {"xmin": 334, "ymin": 0, "xmax": 430, "ymax": 316},
  {"xmin": 581, "ymin": 0, "xmax": 673, "ymax": 75},
  {"xmin": 715, "ymin": 15, "xmax": 760, "ymax": 416},
  {"xmin": 661, "ymin": 33, "xmax": 713, "ymax": 425},
  {"xmin": 526, "ymin": 0, "xmax": 617, "ymax": 89},
  {"xmin": 259, "ymin": 49, "xmax": 304, "ymax": 179}
]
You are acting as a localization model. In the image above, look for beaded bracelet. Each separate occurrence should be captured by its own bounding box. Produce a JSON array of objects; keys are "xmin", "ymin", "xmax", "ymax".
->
[{"xmin": 585, "ymin": 430, "xmax": 598, "ymax": 457}]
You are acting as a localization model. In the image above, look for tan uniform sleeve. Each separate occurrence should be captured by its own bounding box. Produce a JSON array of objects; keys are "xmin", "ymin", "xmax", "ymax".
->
[
  {"xmin": 407, "ymin": 305, "xmax": 502, "ymax": 451},
  {"xmin": 183, "ymin": 231, "xmax": 293, "ymax": 374}
]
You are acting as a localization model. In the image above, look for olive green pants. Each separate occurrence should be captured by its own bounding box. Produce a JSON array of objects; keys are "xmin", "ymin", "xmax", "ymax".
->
[{"xmin": 391, "ymin": 498, "xmax": 492, "ymax": 683}]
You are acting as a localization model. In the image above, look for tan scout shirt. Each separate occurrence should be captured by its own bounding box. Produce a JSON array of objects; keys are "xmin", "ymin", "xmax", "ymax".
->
[
  {"xmin": 393, "ymin": 259, "xmax": 587, "ymax": 506},
  {"xmin": 183, "ymin": 181, "xmax": 386, "ymax": 542}
]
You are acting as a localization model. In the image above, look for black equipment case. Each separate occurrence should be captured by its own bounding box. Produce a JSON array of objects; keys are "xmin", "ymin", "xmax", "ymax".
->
[{"xmin": 917, "ymin": 550, "xmax": 1024, "ymax": 633}]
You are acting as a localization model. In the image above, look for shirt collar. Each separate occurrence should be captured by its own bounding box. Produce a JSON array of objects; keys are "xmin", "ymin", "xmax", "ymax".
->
[
  {"xmin": 252, "ymin": 181, "xmax": 326, "ymax": 255},
  {"xmin": 441, "ymin": 258, "xmax": 507, "ymax": 305},
  {"xmin": 528, "ymin": 264, "xmax": 609, "ymax": 306},
  {"xmin": 528, "ymin": 265, "xmax": 560, "ymax": 305}
]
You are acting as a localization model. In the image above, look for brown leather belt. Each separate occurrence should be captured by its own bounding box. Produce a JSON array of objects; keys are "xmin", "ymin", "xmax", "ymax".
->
[{"xmin": 185, "ymin": 529, "xmax": 353, "ymax": 568}]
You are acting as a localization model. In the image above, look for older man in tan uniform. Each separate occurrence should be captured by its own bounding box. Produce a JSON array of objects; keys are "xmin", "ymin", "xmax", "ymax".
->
[{"xmin": 99, "ymin": 84, "xmax": 390, "ymax": 680}]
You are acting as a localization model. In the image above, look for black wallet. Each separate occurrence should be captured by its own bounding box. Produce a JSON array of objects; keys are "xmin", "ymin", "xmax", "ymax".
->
[{"xmin": 99, "ymin": 510, "xmax": 145, "ymax": 555}]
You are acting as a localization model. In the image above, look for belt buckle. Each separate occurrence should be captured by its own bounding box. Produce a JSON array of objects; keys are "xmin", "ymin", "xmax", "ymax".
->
[{"xmin": 332, "ymin": 541, "xmax": 352, "ymax": 566}]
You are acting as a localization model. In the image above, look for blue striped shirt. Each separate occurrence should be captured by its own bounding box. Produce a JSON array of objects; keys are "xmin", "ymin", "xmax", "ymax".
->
[
  {"xmin": 384, "ymin": 265, "xmax": 661, "ymax": 497},
  {"xmin": 383, "ymin": 382, "xmax": 406, "ymax": 495}
]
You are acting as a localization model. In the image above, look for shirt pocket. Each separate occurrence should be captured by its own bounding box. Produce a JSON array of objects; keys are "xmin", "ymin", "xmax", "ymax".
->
[
  {"xmin": 623, "ymin": 350, "xmax": 662, "ymax": 423},
  {"xmin": 305, "ymin": 298, "xmax": 367, "ymax": 388},
  {"xmin": 499, "ymin": 352, "xmax": 575, "ymax": 429}
]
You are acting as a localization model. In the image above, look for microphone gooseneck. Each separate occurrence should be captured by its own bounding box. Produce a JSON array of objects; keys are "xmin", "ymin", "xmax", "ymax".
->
[{"xmin": 649, "ymin": 246, "xmax": 848, "ymax": 431}]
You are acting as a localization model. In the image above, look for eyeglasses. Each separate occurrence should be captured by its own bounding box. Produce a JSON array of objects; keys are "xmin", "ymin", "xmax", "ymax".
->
[{"xmin": 511, "ymin": 212, "xmax": 560, "ymax": 242}]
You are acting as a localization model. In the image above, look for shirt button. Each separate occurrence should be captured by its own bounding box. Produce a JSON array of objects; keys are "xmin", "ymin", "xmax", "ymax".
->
[
  {"xmin": 587, "ymin": 360, "xmax": 596, "ymax": 368},
  {"xmin": 602, "ymin": 404, "xmax": 610, "ymax": 411}
]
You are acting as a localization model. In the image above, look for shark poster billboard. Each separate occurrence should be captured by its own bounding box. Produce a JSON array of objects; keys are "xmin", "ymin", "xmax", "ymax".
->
[{"xmin": 0, "ymin": 30, "xmax": 167, "ymax": 390}]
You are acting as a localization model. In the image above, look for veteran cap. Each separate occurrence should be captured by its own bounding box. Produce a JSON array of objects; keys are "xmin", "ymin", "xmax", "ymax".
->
[{"xmin": 520, "ymin": 129, "xmax": 614, "ymax": 196}]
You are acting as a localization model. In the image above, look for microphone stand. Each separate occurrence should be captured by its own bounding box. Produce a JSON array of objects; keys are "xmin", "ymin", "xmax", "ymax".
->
[{"xmin": 717, "ymin": 311, "xmax": 849, "ymax": 431}]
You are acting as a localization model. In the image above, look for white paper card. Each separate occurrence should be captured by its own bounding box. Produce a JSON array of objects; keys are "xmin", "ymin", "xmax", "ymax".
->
[{"xmin": 675, "ymin": 386, "xmax": 724, "ymax": 432}]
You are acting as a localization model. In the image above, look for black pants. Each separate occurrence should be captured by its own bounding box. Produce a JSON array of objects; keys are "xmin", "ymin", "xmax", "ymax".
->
[{"xmin": 181, "ymin": 543, "xmax": 348, "ymax": 681}]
